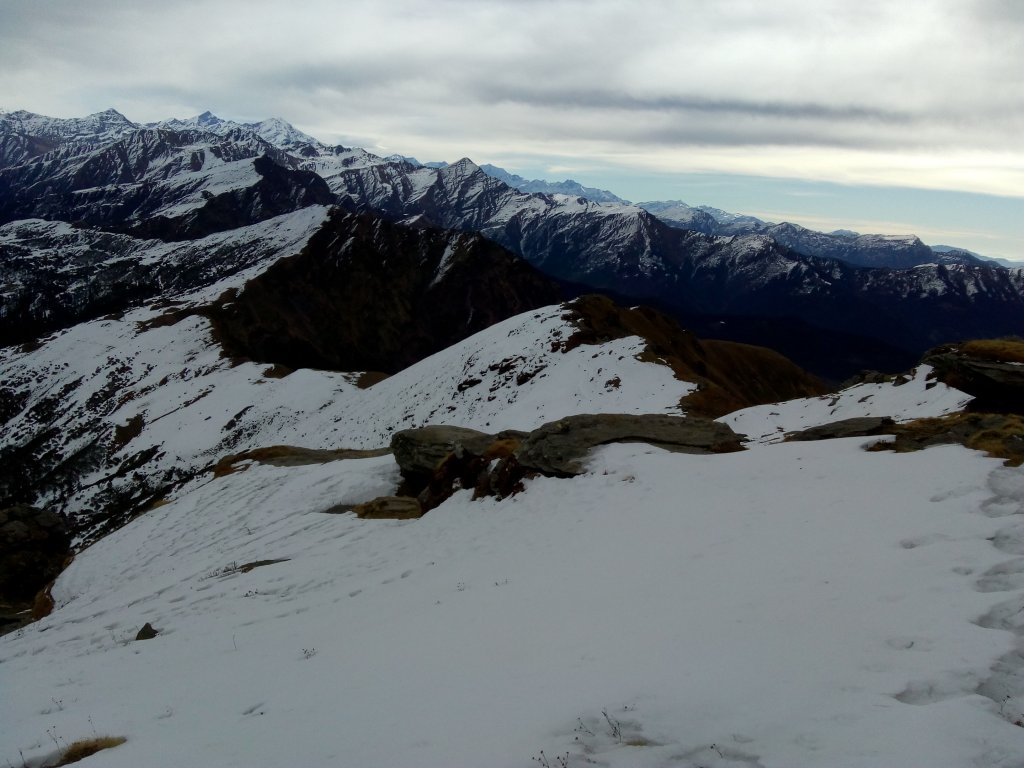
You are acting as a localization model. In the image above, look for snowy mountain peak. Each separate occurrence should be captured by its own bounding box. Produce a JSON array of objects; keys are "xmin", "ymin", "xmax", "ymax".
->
[
  {"xmin": 480, "ymin": 163, "xmax": 629, "ymax": 204},
  {"xmin": 88, "ymin": 107, "xmax": 132, "ymax": 121},
  {"xmin": 244, "ymin": 117, "xmax": 319, "ymax": 148},
  {"xmin": 447, "ymin": 156, "xmax": 481, "ymax": 172}
]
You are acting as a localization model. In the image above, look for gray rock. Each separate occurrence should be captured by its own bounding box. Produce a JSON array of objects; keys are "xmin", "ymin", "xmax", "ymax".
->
[
  {"xmin": 786, "ymin": 416, "xmax": 896, "ymax": 442},
  {"xmin": 0, "ymin": 504, "xmax": 71, "ymax": 603},
  {"xmin": 515, "ymin": 413, "xmax": 744, "ymax": 477},
  {"xmin": 390, "ymin": 425, "xmax": 502, "ymax": 479},
  {"xmin": 925, "ymin": 351, "xmax": 1024, "ymax": 414}
]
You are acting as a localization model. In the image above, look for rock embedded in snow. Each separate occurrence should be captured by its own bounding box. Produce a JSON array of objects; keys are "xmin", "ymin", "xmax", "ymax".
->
[
  {"xmin": 785, "ymin": 416, "xmax": 896, "ymax": 442},
  {"xmin": 391, "ymin": 425, "xmax": 498, "ymax": 481},
  {"xmin": 515, "ymin": 413, "xmax": 745, "ymax": 477},
  {"xmin": 925, "ymin": 342, "xmax": 1024, "ymax": 414},
  {"xmin": 0, "ymin": 504, "xmax": 70, "ymax": 603}
]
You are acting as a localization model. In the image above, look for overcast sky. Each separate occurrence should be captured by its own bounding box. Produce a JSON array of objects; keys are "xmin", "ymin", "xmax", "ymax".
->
[{"xmin": 1, "ymin": 0, "xmax": 1022, "ymax": 258}]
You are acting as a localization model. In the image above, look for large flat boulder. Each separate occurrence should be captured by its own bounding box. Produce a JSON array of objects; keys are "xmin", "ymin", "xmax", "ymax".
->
[
  {"xmin": 786, "ymin": 416, "xmax": 896, "ymax": 442},
  {"xmin": 515, "ymin": 413, "xmax": 744, "ymax": 477},
  {"xmin": 391, "ymin": 425, "xmax": 521, "ymax": 480}
]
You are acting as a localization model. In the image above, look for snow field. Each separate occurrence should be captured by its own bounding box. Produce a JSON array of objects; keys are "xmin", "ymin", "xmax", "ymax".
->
[
  {"xmin": 720, "ymin": 365, "xmax": 972, "ymax": 443},
  {"xmin": 3, "ymin": 438, "xmax": 1024, "ymax": 766},
  {"xmin": 0, "ymin": 302, "xmax": 695, "ymax": 527}
]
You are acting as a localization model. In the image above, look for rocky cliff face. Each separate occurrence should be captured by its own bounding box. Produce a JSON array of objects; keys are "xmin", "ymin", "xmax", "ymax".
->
[{"xmin": 207, "ymin": 209, "xmax": 564, "ymax": 374}]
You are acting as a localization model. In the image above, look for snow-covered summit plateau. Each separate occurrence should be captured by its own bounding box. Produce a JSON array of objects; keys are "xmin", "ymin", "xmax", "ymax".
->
[{"xmin": 4, "ymin": 362, "xmax": 1024, "ymax": 766}]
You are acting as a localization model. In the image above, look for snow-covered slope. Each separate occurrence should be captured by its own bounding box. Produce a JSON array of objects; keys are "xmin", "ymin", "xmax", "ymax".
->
[
  {"xmin": 0, "ymin": 206, "xmax": 332, "ymax": 344},
  {"xmin": 0, "ymin": 108, "xmax": 138, "ymax": 168},
  {"xmin": 4, "ymin": 419, "xmax": 1024, "ymax": 766},
  {"xmin": 720, "ymin": 365, "xmax": 973, "ymax": 443},
  {"xmin": 0, "ymin": 298, "xmax": 695, "ymax": 537}
]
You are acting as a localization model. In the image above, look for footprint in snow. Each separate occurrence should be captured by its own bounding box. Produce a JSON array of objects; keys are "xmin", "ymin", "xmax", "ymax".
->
[
  {"xmin": 989, "ymin": 523, "xmax": 1024, "ymax": 555},
  {"xmin": 975, "ymin": 558, "xmax": 1024, "ymax": 593},
  {"xmin": 893, "ymin": 672, "xmax": 982, "ymax": 705},
  {"xmin": 898, "ymin": 533, "xmax": 949, "ymax": 549},
  {"xmin": 884, "ymin": 636, "xmax": 935, "ymax": 651}
]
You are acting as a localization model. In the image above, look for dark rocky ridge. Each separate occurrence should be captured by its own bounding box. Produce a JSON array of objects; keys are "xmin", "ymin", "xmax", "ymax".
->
[{"xmin": 207, "ymin": 209, "xmax": 564, "ymax": 373}]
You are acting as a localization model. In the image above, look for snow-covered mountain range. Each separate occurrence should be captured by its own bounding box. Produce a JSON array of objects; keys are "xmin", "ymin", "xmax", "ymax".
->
[
  {"xmin": 3, "ymin": 108, "xmax": 1024, "ymax": 767},
  {"xmin": 638, "ymin": 199, "xmax": 986, "ymax": 268},
  {"xmin": 2, "ymin": 109, "xmax": 1021, "ymax": 379}
]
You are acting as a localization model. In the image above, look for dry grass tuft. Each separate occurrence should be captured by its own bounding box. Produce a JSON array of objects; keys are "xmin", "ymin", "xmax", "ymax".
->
[
  {"xmin": 560, "ymin": 295, "xmax": 828, "ymax": 417},
  {"xmin": 51, "ymin": 736, "xmax": 127, "ymax": 766},
  {"xmin": 958, "ymin": 339, "xmax": 1024, "ymax": 364},
  {"xmin": 482, "ymin": 437, "xmax": 521, "ymax": 460},
  {"xmin": 867, "ymin": 412, "xmax": 1024, "ymax": 466}
]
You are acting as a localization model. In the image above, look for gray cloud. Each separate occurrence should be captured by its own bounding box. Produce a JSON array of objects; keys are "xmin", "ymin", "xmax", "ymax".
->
[
  {"xmin": 476, "ymin": 85, "xmax": 914, "ymax": 123},
  {"xmin": 1, "ymin": 0, "xmax": 1022, "ymax": 193}
]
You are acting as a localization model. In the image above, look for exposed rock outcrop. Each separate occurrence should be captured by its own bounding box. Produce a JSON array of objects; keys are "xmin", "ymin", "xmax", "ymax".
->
[
  {"xmin": 385, "ymin": 413, "xmax": 745, "ymax": 515},
  {"xmin": 514, "ymin": 413, "xmax": 744, "ymax": 477},
  {"xmin": 207, "ymin": 209, "xmax": 563, "ymax": 373},
  {"xmin": 0, "ymin": 504, "xmax": 71, "ymax": 604},
  {"xmin": 925, "ymin": 340, "xmax": 1024, "ymax": 414},
  {"xmin": 786, "ymin": 417, "xmax": 896, "ymax": 442},
  {"xmin": 391, "ymin": 426, "xmax": 507, "ymax": 482}
]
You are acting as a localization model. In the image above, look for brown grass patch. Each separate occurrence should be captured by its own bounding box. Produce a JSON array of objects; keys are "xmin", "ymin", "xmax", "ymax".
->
[
  {"xmin": 51, "ymin": 736, "xmax": 127, "ymax": 766},
  {"xmin": 959, "ymin": 339, "xmax": 1024, "ymax": 364},
  {"xmin": 353, "ymin": 496, "xmax": 424, "ymax": 519},
  {"xmin": 560, "ymin": 295, "xmax": 828, "ymax": 418},
  {"xmin": 868, "ymin": 412, "xmax": 1024, "ymax": 466},
  {"xmin": 31, "ymin": 584, "xmax": 56, "ymax": 620},
  {"xmin": 482, "ymin": 437, "xmax": 522, "ymax": 460}
]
